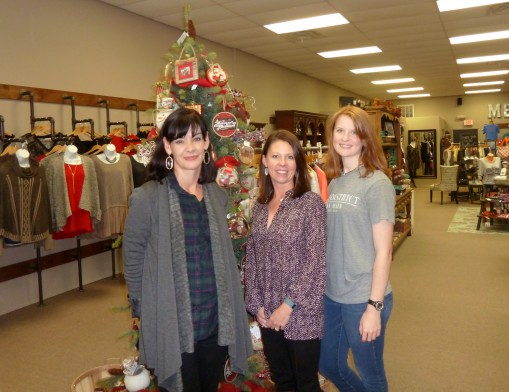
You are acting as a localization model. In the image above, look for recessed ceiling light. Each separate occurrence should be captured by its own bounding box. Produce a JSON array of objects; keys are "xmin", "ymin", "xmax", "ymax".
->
[
  {"xmin": 437, "ymin": 0, "xmax": 508, "ymax": 12},
  {"xmin": 457, "ymin": 54, "xmax": 509, "ymax": 64},
  {"xmin": 461, "ymin": 70, "xmax": 509, "ymax": 78},
  {"xmin": 372, "ymin": 78, "xmax": 415, "ymax": 84},
  {"xmin": 318, "ymin": 46, "xmax": 381, "ymax": 58},
  {"xmin": 463, "ymin": 81, "xmax": 504, "ymax": 87},
  {"xmin": 264, "ymin": 13, "xmax": 349, "ymax": 34},
  {"xmin": 398, "ymin": 94, "xmax": 431, "ymax": 98},
  {"xmin": 450, "ymin": 30, "xmax": 509, "ymax": 44},
  {"xmin": 350, "ymin": 65, "xmax": 402, "ymax": 74},
  {"xmin": 465, "ymin": 89, "xmax": 501, "ymax": 94},
  {"xmin": 387, "ymin": 87, "xmax": 424, "ymax": 93}
]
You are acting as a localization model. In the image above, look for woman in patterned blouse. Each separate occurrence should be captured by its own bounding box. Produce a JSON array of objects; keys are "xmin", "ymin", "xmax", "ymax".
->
[{"xmin": 245, "ymin": 129, "xmax": 327, "ymax": 391}]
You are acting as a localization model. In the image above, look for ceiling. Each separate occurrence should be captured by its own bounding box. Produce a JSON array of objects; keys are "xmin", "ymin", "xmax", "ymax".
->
[{"xmin": 99, "ymin": 0, "xmax": 509, "ymax": 100}]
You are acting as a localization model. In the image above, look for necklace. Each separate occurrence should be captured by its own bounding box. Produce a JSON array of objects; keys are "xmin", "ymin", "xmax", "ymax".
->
[
  {"xmin": 342, "ymin": 164, "xmax": 364, "ymax": 176},
  {"xmin": 104, "ymin": 153, "xmax": 118, "ymax": 164},
  {"xmin": 66, "ymin": 164, "xmax": 79, "ymax": 193}
]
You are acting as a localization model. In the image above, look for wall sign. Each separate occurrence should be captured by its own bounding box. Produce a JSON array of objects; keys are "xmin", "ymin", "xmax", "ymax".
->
[{"xmin": 488, "ymin": 103, "xmax": 509, "ymax": 118}]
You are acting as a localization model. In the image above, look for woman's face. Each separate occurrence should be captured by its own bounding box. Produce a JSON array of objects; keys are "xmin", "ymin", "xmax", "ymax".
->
[
  {"xmin": 262, "ymin": 140, "xmax": 296, "ymax": 190},
  {"xmin": 332, "ymin": 114, "xmax": 363, "ymax": 161},
  {"xmin": 163, "ymin": 126, "xmax": 209, "ymax": 174}
]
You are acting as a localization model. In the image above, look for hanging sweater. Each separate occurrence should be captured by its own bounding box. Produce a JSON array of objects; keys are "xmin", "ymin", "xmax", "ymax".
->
[
  {"xmin": 40, "ymin": 153, "xmax": 101, "ymax": 233},
  {"xmin": 0, "ymin": 155, "xmax": 51, "ymax": 243}
]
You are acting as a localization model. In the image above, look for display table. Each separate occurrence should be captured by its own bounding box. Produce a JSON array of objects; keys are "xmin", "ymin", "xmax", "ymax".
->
[{"xmin": 476, "ymin": 177, "xmax": 509, "ymax": 230}]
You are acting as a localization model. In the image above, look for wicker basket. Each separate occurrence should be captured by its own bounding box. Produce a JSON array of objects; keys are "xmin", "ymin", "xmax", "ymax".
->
[{"xmin": 71, "ymin": 363, "xmax": 122, "ymax": 392}]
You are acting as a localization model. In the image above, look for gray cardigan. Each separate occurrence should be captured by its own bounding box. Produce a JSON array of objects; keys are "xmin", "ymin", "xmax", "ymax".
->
[{"xmin": 123, "ymin": 177, "xmax": 252, "ymax": 389}]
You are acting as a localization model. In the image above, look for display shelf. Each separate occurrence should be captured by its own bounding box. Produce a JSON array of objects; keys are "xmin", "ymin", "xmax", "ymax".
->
[
  {"xmin": 393, "ymin": 189, "xmax": 413, "ymax": 251},
  {"xmin": 366, "ymin": 107, "xmax": 402, "ymax": 169},
  {"xmin": 273, "ymin": 110, "xmax": 328, "ymax": 147}
]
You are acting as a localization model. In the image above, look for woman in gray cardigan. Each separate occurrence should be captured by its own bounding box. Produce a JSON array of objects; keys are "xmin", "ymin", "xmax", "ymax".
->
[{"xmin": 123, "ymin": 108, "xmax": 252, "ymax": 392}]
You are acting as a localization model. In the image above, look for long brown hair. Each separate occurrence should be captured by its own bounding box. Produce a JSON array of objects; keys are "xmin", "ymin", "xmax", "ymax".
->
[
  {"xmin": 324, "ymin": 106, "xmax": 390, "ymax": 179},
  {"xmin": 257, "ymin": 129, "xmax": 310, "ymax": 204}
]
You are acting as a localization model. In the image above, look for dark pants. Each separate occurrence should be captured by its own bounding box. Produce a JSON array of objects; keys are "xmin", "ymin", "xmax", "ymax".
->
[
  {"xmin": 159, "ymin": 331, "xmax": 228, "ymax": 392},
  {"xmin": 260, "ymin": 327, "xmax": 321, "ymax": 392}
]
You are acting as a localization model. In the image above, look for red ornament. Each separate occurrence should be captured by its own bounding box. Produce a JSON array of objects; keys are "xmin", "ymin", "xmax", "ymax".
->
[
  {"xmin": 212, "ymin": 112, "xmax": 238, "ymax": 138},
  {"xmin": 206, "ymin": 64, "xmax": 228, "ymax": 86}
]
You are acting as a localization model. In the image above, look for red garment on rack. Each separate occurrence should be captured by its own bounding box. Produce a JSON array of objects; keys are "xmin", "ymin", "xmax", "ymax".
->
[
  {"xmin": 313, "ymin": 164, "xmax": 328, "ymax": 202},
  {"xmin": 52, "ymin": 164, "xmax": 93, "ymax": 239}
]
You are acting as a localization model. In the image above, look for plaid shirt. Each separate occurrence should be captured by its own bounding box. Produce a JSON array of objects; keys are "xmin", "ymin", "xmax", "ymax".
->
[{"xmin": 169, "ymin": 173, "xmax": 218, "ymax": 342}]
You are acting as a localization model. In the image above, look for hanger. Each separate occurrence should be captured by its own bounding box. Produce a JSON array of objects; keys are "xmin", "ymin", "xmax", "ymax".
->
[
  {"xmin": 0, "ymin": 143, "xmax": 18, "ymax": 156},
  {"xmin": 84, "ymin": 142, "xmax": 104, "ymax": 155}
]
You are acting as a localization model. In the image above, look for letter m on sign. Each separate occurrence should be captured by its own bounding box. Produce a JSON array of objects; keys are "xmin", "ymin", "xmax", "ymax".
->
[{"xmin": 488, "ymin": 104, "xmax": 500, "ymax": 118}]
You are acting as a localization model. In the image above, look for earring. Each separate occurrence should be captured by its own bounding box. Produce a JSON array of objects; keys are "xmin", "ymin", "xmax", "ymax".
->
[
  {"xmin": 264, "ymin": 167, "xmax": 268, "ymax": 176},
  {"xmin": 203, "ymin": 150, "xmax": 211, "ymax": 164},
  {"xmin": 165, "ymin": 155, "xmax": 174, "ymax": 170}
]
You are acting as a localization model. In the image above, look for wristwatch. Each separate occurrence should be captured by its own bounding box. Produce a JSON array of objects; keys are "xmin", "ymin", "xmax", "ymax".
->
[{"xmin": 368, "ymin": 299, "xmax": 384, "ymax": 311}]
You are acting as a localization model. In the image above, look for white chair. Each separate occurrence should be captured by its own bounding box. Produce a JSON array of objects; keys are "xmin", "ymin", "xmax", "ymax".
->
[{"xmin": 430, "ymin": 165, "xmax": 459, "ymax": 204}]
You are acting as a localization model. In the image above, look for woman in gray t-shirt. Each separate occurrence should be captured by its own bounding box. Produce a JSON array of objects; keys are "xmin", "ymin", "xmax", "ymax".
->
[{"xmin": 319, "ymin": 105, "xmax": 395, "ymax": 392}]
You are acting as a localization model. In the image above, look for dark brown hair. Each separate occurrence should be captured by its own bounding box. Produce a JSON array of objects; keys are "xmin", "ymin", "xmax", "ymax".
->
[
  {"xmin": 257, "ymin": 129, "xmax": 310, "ymax": 203},
  {"xmin": 146, "ymin": 108, "xmax": 217, "ymax": 183},
  {"xmin": 324, "ymin": 106, "xmax": 390, "ymax": 179}
]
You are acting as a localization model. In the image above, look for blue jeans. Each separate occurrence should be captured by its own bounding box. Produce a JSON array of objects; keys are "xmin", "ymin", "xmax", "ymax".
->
[{"xmin": 319, "ymin": 293, "xmax": 393, "ymax": 392}]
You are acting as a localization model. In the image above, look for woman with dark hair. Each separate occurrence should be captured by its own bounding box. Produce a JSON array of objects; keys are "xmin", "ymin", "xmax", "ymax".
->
[
  {"xmin": 123, "ymin": 108, "xmax": 252, "ymax": 392},
  {"xmin": 319, "ymin": 106, "xmax": 395, "ymax": 392},
  {"xmin": 245, "ymin": 129, "xmax": 327, "ymax": 391}
]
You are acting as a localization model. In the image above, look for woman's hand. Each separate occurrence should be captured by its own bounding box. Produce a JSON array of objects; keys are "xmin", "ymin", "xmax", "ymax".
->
[
  {"xmin": 256, "ymin": 307, "xmax": 268, "ymax": 328},
  {"xmin": 359, "ymin": 307, "xmax": 382, "ymax": 342},
  {"xmin": 266, "ymin": 303, "xmax": 293, "ymax": 331}
]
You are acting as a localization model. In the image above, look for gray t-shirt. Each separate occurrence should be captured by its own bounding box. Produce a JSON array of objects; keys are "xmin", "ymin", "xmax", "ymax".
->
[{"xmin": 326, "ymin": 167, "xmax": 395, "ymax": 304}]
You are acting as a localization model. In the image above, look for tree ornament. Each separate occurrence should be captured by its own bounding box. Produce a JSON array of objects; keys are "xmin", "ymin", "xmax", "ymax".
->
[
  {"xmin": 227, "ymin": 213, "xmax": 249, "ymax": 239},
  {"xmin": 122, "ymin": 358, "xmax": 151, "ymax": 392},
  {"xmin": 239, "ymin": 141, "xmax": 255, "ymax": 165},
  {"xmin": 212, "ymin": 111, "xmax": 238, "ymax": 138},
  {"xmin": 206, "ymin": 63, "xmax": 228, "ymax": 86}
]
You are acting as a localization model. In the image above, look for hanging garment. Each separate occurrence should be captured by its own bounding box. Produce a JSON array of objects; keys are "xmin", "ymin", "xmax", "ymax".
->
[
  {"xmin": 0, "ymin": 155, "xmax": 51, "ymax": 243},
  {"xmin": 89, "ymin": 154, "xmax": 134, "ymax": 238},
  {"xmin": 40, "ymin": 153, "xmax": 101, "ymax": 233},
  {"xmin": 51, "ymin": 163, "xmax": 94, "ymax": 239}
]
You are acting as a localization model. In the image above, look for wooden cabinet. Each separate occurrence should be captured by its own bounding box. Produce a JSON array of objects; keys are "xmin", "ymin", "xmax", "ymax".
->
[
  {"xmin": 365, "ymin": 107, "xmax": 402, "ymax": 169},
  {"xmin": 393, "ymin": 189, "xmax": 413, "ymax": 251},
  {"xmin": 274, "ymin": 110, "xmax": 328, "ymax": 147}
]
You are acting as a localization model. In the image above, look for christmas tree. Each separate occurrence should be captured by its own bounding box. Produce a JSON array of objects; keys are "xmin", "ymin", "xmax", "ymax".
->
[{"xmin": 153, "ymin": 16, "xmax": 263, "ymax": 269}]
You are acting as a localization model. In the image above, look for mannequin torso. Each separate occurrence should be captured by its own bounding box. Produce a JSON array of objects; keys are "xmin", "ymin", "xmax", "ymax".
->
[
  {"xmin": 15, "ymin": 148, "xmax": 30, "ymax": 168},
  {"xmin": 64, "ymin": 145, "xmax": 82, "ymax": 165},
  {"xmin": 98, "ymin": 144, "xmax": 119, "ymax": 164}
]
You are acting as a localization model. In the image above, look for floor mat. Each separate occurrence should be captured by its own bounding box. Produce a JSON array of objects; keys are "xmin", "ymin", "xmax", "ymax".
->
[{"xmin": 447, "ymin": 206, "xmax": 509, "ymax": 235}]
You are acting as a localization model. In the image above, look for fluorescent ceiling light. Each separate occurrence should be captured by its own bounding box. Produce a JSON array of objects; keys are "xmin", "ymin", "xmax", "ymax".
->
[
  {"xmin": 437, "ymin": 0, "xmax": 508, "ymax": 12},
  {"xmin": 351, "ymin": 65, "xmax": 402, "ymax": 74},
  {"xmin": 463, "ymin": 81, "xmax": 504, "ymax": 87},
  {"xmin": 457, "ymin": 54, "xmax": 509, "ymax": 64},
  {"xmin": 318, "ymin": 46, "xmax": 381, "ymax": 58},
  {"xmin": 461, "ymin": 70, "xmax": 509, "ymax": 78},
  {"xmin": 264, "ymin": 13, "xmax": 349, "ymax": 34},
  {"xmin": 372, "ymin": 78, "xmax": 415, "ymax": 85},
  {"xmin": 387, "ymin": 87, "xmax": 424, "ymax": 93},
  {"xmin": 450, "ymin": 30, "xmax": 509, "ymax": 44},
  {"xmin": 465, "ymin": 89, "xmax": 501, "ymax": 94},
  {"xmin": 398, "ymin": 94, "xmax": 430, "ymax": 98}
]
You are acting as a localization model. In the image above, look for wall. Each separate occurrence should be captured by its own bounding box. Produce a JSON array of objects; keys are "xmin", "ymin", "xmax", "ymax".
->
[
  {"xmin": 396, "ymin": 93, "xmax": 509, "ymax": 141},
  {"xmin": 0, "ymin": 0, "xmax": 358, "ymax": 315}
]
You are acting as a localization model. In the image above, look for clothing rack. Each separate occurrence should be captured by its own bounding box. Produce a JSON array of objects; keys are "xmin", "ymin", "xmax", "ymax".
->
[
  {"xmin": 63, "ymin": 96, "xmax": 95, "ymax": 139},
  {"xmin": 19, "ymin": 90, "xmax": 55, "ymax": 138},
  {"xmin": 98, "ymin": 99, "xmax": 127, "ymax": 137},
  {"xmin": 127, "ymin": 102, "xmax": 154, "ymax": 136}
]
